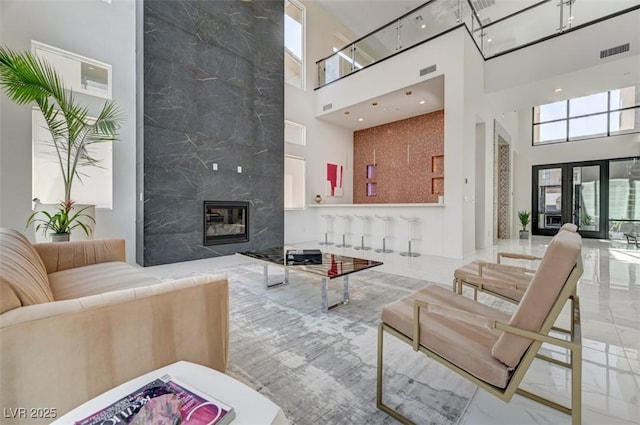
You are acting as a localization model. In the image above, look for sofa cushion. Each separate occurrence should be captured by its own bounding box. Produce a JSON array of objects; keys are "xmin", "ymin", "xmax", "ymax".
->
[
  {"xmin": 49, "ymin": 261, "xmax": 162, "ymax": 301},
  {"xmin": 382, "ymin": 284, "xmax": 513, "ymax": 388},
  {"xmin": 0, "ymin": 228, "xmax": 54, "ymax": 305},
  {"xmin": 492, "ymin": 230, "xmax": 581, "ymax": 367},
  {"xmin": 1, "ymin": 280, "xmax": 22, "ymax": 314}
]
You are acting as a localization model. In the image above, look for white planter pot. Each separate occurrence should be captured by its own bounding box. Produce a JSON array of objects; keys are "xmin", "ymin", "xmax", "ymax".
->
[
  {"xmin": 31, "ymin": 203, "xmax": 96, "ymax": 243},
  {"xmin": 519, "ymin": 230, "xmax": 529, "ymax": 239}
]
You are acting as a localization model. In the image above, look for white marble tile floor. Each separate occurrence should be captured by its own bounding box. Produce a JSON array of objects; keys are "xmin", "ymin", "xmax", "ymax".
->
[{"xmin": 146, "ymin": 235, "xmax": 640, "ymax": 425}]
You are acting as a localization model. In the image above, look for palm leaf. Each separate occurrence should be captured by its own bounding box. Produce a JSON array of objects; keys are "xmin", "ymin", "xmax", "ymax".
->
[{"xmin": 1, "ymin": 45, "xmax": 125, "ymax": 204}]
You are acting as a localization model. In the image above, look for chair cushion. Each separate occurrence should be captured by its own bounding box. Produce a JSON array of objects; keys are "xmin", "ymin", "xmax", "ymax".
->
[
  {"xmin": 560, "ymin": 223, "xmax": 578, "ymax": 232},
  {"xmin": 492, "ymin": 231, "xmax": 581, "ymax": 367},
  {"xmin": 0, "ymin": 228, "xmax": 54, "ymax": 305},
  {"xmin": 381, "ymin": 284, "xmax": 513, "ymax": 388},
  {"xmin": 48, "ymin": 262, "xmax": 162, "ymax": 301},
  {"xmin": 454, "ymin": 261, "xmax": 532, "ymax": 302}
]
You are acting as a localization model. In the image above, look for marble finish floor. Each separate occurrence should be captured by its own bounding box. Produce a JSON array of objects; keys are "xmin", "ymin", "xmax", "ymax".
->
[{"xmin": 147, "ymin": 235, "xmax": 640, "ymax": 425}]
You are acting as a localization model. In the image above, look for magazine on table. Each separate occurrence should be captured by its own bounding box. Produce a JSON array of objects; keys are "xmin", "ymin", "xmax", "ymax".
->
[{"xmin": 74, "ymin": 374, "xmax": 235, "ymax": 425}]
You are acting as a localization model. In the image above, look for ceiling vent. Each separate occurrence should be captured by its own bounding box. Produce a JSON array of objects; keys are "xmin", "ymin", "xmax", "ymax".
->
[
  {"xmin": 420, "ymin": 64, "xmax": 437, "ymax": 77},
  {"xmin": 600, "ymin": 43, "xmax": 630, "ymax": 59},
  {"xmin": 323, "ymin": 103, "xmax": 333, "ymax": 111},
  {"xmin": 471, "ymin": 0, "xmax": 496, "ymax": 12}
]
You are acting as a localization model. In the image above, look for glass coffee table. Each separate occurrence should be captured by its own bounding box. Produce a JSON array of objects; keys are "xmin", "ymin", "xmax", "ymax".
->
[{"xmin": 237, "ymin": 247, "xmax": 383, "ymax": 313}]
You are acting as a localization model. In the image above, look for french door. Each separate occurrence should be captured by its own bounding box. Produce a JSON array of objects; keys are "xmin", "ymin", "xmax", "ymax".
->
[{"xmin": 532, "ymin": 160, "xmax": 607, "ymax": 238}]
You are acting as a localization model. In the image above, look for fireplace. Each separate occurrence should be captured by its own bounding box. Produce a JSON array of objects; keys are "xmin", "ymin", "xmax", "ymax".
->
[{"xmin": 203, "ymin": 201, "xmax": 249, "ymax": 246}]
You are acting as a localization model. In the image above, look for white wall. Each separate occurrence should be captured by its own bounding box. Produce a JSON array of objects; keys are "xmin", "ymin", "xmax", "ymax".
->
[
  {"xmin": 285, "ymin": 0, "xmax": 356, "ymax": 244},
  {"xmin": 485, "ymin": 9, "xmax": 640, "ymax": 99},
  {"xmin": 0, "ymin": 0, "xmax": 137, "ymax": 262},
  {"xmin": 310, "ymin": 28, "xmax": 511, "ymax": 258}
]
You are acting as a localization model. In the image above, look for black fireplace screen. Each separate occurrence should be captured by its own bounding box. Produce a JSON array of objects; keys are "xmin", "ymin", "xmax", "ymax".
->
[{"xmin": 203, "ymin": 201, "xmax": 249, "ymax": 246}]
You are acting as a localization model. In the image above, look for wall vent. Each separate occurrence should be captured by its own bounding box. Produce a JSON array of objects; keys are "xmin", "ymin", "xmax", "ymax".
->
[
  {"xmin": 600, "ymin": 43, "xmax": 630, "ymax": 59},
  {"xmin": 471, "ymin": 0, "xmax": 496, "ymax": 12},
  {"xmin": 420, "ymin": 64, "xmax": 437, "ymax": 77},
  {"xmin": 323, "ymin": 103, "xmax": 333, "ymax": 111}
]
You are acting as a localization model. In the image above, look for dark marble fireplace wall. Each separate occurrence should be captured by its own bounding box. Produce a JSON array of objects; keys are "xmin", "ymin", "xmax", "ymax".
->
[{"xmin": 139, "ymin": 0, "xmax": 284, "ymax": 266}]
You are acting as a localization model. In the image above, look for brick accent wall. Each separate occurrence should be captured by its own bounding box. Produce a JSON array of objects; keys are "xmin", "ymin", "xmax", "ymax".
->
[{"xmin": 353, "ymin": 110, "xmax": 444, "ymax": 203}]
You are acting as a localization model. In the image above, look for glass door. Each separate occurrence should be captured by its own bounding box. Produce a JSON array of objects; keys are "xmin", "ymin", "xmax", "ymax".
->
[
  {"xmin": 608, "ymin": 158, "xmax": 640, "ymax": 241},
  {"xmin": 533, "ymin": 161, "xmax": 607, "ymax": 238},
  {"xmin": 533, "ymin": 166, "xmax": 564, "ymax": 235},
  {"xmin": 572, "ymin": 163, "xmax": 606, "ymax": 238}
]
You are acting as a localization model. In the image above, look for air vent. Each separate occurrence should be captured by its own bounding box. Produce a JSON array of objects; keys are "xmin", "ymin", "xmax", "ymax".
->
[
  {"xmin": 323, "ymin": 103, "xmax": 333, "ymax": 111},
  {"xmin": 600, "ymin": 43, "xmax": 630, "ymax": 59},
  {"xmin": 420, "ymin": 65, "xmax": 437, "ymax": 77},
  {"xmin": 471, "ymin": 0, "xmax": 496, "ymax": 12}
]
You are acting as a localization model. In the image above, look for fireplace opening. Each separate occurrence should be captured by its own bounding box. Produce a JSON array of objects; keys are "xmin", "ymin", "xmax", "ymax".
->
[{"xmin": 203, "ymin": 201, "xmax": 249, "ymax": 246}]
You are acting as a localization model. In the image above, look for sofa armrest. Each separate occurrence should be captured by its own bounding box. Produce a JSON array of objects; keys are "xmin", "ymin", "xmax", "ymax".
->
[
  {"xmin": 0, "ymin": 274, "xmax": 229, "ymax": 424},
  {"xmin": 34, "ymin": 239, "xmax": 126, "ymax": 273}
]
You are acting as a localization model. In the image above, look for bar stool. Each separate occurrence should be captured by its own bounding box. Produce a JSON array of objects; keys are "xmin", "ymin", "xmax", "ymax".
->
[
  {"xmin": 336, "ymin": 214, "xmax": 353, "ymax": 248},
  {"xmin": 319, "ymin": 214, "xmax": 334, "ymax": 245},
  {"xmin": 399, "ymin": 216, "xmax": 420, "ymax": 257},
  {"xmin": 374, "ymin": 215, "xmax": 394, "ymax": 253},
  {"xmin": 353, "ymin": 214, "xmax": 372, "ymax": 251}
]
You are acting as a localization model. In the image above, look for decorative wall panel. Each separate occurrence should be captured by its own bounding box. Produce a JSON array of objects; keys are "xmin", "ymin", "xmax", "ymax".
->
[
  {"xmin": 140, "ymin": 0, "xmax": 284, "ymax": 266},
  {"xmin": 353, "ymin": 110, "xmax": 444, "ymax": 203}
]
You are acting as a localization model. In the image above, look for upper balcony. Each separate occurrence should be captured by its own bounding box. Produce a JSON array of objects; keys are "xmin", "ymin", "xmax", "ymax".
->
[{"xmin": 315, "ymin": 0, "xmax": 640, "ymax": 90}]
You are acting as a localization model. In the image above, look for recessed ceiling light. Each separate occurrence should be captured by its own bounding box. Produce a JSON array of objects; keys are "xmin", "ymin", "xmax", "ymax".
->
[
  {"xmin": 344, "ymin": 111, "xmax": 350, "ymax": 115},
  {"xmin": 405, "ymin": 91, "xmax": 412, "ymax": 96},
  {"xmin": 358, "ymin": 117, "xmax": 364, "ymax": 122},
  {"xmin": 371, "ymin": 101, "xmax": 378, "ymax": 106},
  {"xmin": 487, "ymin": 38, "xmax": 492, "ymax": 43},
  {"xmin": 419, "ymin": 100, "xmax": 426, "ymax": 105},
  {"xmin": 421, "ymin": 24, "xmax": 426, "ymax": 29},
  {"xmin": 554, "ymin": 88, "xmax": 563, "ymax": 93}
]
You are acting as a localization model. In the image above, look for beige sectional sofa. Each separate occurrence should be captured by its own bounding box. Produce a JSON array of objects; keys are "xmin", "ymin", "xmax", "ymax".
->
[{"xmin": 0, "ymin": 228, "xmax": 229, "ymax": 424}]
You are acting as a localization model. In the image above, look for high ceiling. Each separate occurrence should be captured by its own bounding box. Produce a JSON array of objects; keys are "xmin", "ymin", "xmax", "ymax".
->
[{"xmin": 312, "ymin": 0, "xmax": 640, "ymax": 131}]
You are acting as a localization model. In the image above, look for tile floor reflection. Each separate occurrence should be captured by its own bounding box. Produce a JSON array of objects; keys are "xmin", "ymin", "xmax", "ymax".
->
[{"xmin": 147, "ymin": 235, "xmax": 640, "ymax": 424}]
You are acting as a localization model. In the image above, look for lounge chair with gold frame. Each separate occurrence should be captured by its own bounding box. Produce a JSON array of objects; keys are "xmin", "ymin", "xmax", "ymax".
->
[
  {"xmin": 452, "ymin": 223, "xmax": 578, "ymax": 304},
  {"xmin": 377, "ymin": 230, "xmax": 583, "ymax": 425}
]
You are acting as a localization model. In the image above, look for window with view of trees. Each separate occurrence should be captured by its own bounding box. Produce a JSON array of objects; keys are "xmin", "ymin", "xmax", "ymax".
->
[{"xmin": 533, "ymin": 85, "xmax": 639, "ymax": 145}]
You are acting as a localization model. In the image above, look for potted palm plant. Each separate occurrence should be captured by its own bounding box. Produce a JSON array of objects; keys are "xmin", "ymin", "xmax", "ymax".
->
[
  {"xmin": 0, "ymin": 46, "xmax": 124, "ymax": 241},
  {"xmin": 518, "ymin": 210, "xmax": 531, "ymax": 239},
  {"xmin": 27, "ymin": 200, "xmax": 94, "ymax": 242}
]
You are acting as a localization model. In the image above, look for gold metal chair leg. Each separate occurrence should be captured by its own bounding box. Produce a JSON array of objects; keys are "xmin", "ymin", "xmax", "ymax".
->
[{"xmin": 376, "ymin": 323, "xmax": 416, "ymax": 425}]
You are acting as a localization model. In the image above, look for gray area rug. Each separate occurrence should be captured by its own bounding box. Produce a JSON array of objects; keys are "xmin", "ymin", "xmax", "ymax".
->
[{"xmin": 221, "ymin": 263, "xmax": 477, "ymax": 425}]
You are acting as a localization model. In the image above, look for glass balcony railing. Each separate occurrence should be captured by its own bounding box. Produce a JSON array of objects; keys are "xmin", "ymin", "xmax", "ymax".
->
[
  {"xmin": 481, "ymin": 0, "xmax": 640, "ymax": 57},
  {"xmin": 316, "ymin": 0, "xmax": 479, "ymax": 88},
  {"xmin": 315, "ymin": 0, "xmax": 640, "ymax": 89}
]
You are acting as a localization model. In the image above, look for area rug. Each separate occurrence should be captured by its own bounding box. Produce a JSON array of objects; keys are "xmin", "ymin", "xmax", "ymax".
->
[{"xmin": 221, "ymin": 263, "xmax": 477, "ymax": 425}]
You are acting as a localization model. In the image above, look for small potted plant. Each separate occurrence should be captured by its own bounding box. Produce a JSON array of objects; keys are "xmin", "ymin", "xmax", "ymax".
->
[
  {"xmin": 26, "ymin": 200, "xmax": 95, "ymax": 242},
  {"xmin": 518, "ymin": 210, "xmax": 531, "ymax": 239}
]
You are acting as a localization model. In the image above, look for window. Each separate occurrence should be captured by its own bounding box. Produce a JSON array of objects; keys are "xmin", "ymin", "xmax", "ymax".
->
[
  {"xmin": 32, "ymin": 109, "xmax": 112, "ymax": 208},
  {"xmin": 285, "ymin": 120, "xmax": 306, "ymax": 146},
  {"xmin": 285, "ymin": 0, "xmax": 304, "ymax": 89},
  {"xmin": 285, "ymin": 155, "xmax": 305, "ymax": 209},
  {"xmin": 532, "ymin": 85, "xmax": 639, "ymax": 145}
]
